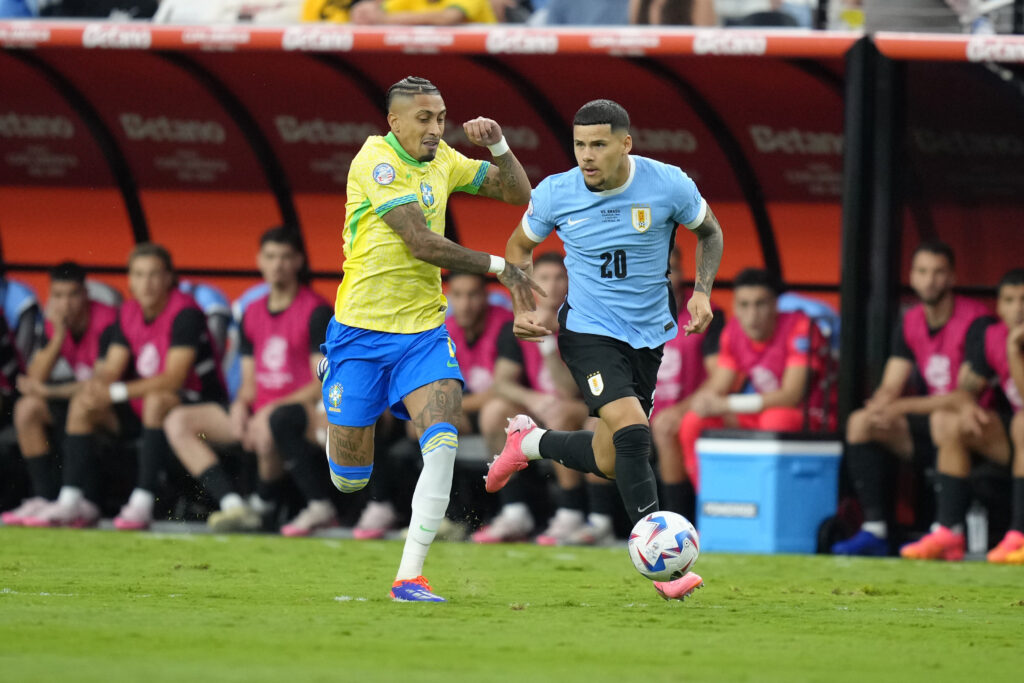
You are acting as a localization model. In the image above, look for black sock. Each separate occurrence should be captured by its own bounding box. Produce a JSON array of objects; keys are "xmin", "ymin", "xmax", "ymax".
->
[
  {"xmin": 198, "ymin": 463, "xmax": 236, "ymax": 505},
  {"xmin": 587, "ymin": 480, "xmax": 617, "ymax": 517},
  {"xmin": 556, "ymin": 484, "xmax": 586, "ymax": 512},
  {"xmin": 935, "ymin": 473, "xmax": 971, "ymax": 530},
  {"xmin": 1012, "ymin": 477, "xmax": 1024, "ymax": 532},
  {"xmin": 845, "ymin": 442, "xmax": 890, "ymax": 523},
  {"xmin": 63, "ymin": 434, "xmax": 99, "ymax": 502},
  {"xmin": 137, "ymin": 428, "xmax": 170, "ymax": 493},
  {"xmin": 661, "ymin": 481, "xmax": 696, "ymax": 521},
  {"xmin": 539, "ymin": 430, "xmax": 609, "ymax": 479},
  {"xmin": 256, "ymin": 477, "xmax": 286, "ymax": 504},
  {"xmin": 270, "ymin": 403, "xmax": 332, "ymax": 502},
  {"xmin": 612, "ymin": 425, "xmax": 659, "ymax": 525},
  {"xmin": 25, "ymin": 453, "xmax": 59, "ymax": 500}
]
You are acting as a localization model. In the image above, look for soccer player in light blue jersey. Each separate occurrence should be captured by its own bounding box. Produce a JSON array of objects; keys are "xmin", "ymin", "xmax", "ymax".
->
[{"xmin": 487, "ymin": 99, "xmax": 724, "ymax": 601}]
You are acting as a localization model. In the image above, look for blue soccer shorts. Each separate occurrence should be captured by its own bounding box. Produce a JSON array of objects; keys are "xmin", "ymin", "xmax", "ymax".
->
[{"xmin": 320, "ymin": 319, "xmax": 464, "ymax": 427}]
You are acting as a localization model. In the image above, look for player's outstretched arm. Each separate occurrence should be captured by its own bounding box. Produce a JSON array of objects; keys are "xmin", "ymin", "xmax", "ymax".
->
[
  {"xmin": 382, "ymin": 202, "xmax": 544, "ymax": 307},
  {"xmin": 504, "ymin": 223, "xmax": 551, "ymax": 339},
  {"xmin": 464, "ymin": 117, "xmax": 531, "ymax": 206},
  {"xmin": 685, "ymin": 205, "xmax": 724, "ymax": 336}
]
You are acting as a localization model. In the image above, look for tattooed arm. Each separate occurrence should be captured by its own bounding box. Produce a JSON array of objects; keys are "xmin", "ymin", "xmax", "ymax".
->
[
  {"xmin": 382, "ymin": 203, "xmax": 544, "ymax": 313},
  {"xmin": 684, "ymin": 205, "xmax": 724, "ymax": 336},
  {"xmin": 463, "ymin": 117, "xmax": 531, "ymax": 205}
]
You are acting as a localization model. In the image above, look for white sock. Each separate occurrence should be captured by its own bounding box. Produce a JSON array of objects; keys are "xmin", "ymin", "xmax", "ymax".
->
[
  {"xmin": 57, "ymin": 486, "xmax": 83, "ymax": 506},
  {"xmin": 589, "ymin": 513, "xmax": 613, "ymax": 531},
  {"xmin": 220, "ymin": 492, "xmax": 245, "ymax": 512},
  {"xmin": 128, "ymin": 488, "xmax": 155, "ymax": 512},
  {"xmin": 500, "ymin": 502, "xmax": 531, "ymax": 522},
  {"xmin": 396, "ymin": 440, "xmax": 455, "ymax": 581},
  {"xmin": 862, "ymin": 521, "xmax": 887, "ymax": 539},
  {"xmin": 932, "ymin": 521, "xmax": 964, "ymax": 535},
  {"xmin": 520, "ymin": 426, "xmax": 546, "ymax": 460}
]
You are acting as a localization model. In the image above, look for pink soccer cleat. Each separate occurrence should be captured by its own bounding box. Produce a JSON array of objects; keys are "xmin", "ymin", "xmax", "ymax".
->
[
  {"xmin": 485, "ymin": 414, "xmax": 537, "ymax": 493},
  {"xmin": 900, "ymin": 525, "xmax": 965, "ymax": 561},
  {"xmin": 352, "ymin": 501, "xmax": 398, "ymax": 540},
  {"xmin": 653, "ymin": 572, "xmax": 704, "ymax": 601},
  {"xmin": 2, "ymin": 497, "xmax": 50, "ymax": 526},
  {"xmin": 113, "ymin": 499, "xmax": 153, "ymax": 531}
]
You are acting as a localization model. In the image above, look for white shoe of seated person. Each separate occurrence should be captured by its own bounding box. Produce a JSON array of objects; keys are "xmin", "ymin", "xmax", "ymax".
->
[
  {"xmin": 535, "ymin": 508, "xmax": 586, "ymax": 546},
  {"xmin": 281, "ymin": 500, "xmax": 338, "ymax": 537},
  {"xmin": 2, "ymin": 497, "xmax": 51, "ymax": 526},
  {"xmin": 24, "ymin": 497, "xmax": 100, "ymax": 529},
  {"xmin": 353, "ymin": 501, "xmax": 398, "ymax": 540},
  {"xmin": 207, "ymin": 503, "xmax": 262, "ymax": 533},
  {"xmin": 565, "ymin": 514, "xmax": 615, "ymax": 546},
  {"xmin": 471, "ymin": 505, "xmax": 534, "ymax": 544}
]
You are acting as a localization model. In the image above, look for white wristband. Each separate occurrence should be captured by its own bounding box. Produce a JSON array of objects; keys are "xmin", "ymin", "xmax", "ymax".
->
[
  {"xmin": 487, "ymin": 136, "xmax": 509, "ymax": 156},
  {"xmin": 109, "ymin": 382, "xmax": 129, "ymax": 403},
  {"xmin": 488, "ymin": 255, "xmax": 506, "ymax": 274},
  {"xmin": 726, "ymin": 393, "xmax": 764, "ymax": 414},
  {"xmin": 538, "ymin": 335, "xmax": 558, "ymax": 356}
]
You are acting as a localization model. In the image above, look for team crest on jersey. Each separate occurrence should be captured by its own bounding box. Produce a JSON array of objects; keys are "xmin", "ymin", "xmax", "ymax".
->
[
  {"xmin": 631, "ymin": 205, "xmax": 652, "ymax": 233},
  {"xmin": 420, "ymin": 181, "xmax": 435, "ymax": 207},
  {"xmin": 587, "ymin": 372, "xmax": 604, "ymax": 396},
  {"xmin": 328, "ymin": 383, "xmax": 343, "ymax": 412},
  {"xmin": 373, "ymin": 163, "xmax": 396, "ymax": 185}
]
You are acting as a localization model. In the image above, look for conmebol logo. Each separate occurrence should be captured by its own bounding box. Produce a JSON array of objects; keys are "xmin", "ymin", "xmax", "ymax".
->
[
  {"xmin": 693, "ymin": 32, "xmax": 766, "ymax": 56},
  {"xmin": 120, "ymin": 113, "xmax": 226, "ymax": 144},
  {"xmin": 485, "ymin": 29, "xmax": 558, "ymax": 54},
  {"xmin": 82, "ymin": 24, "xmax": 152, "ymax": 49},
  {"xmin": 282, "ymin": 27, "xmax": 353, "ymax": 51},
  {"xmin": 0, "ymin": 112, "xmax": 74, "ymax": 139},
  {"xmin": 966, "ymin": 37, "xmax": 1024, "ymax": 63}
]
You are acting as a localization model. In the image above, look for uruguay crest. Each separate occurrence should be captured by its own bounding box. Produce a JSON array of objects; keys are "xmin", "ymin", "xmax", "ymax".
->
[
  {"xmin": 587, "ymin": 372, "xmax": 604, "ymax": 396},
  {"xmin": 420, "ymin": 181, "xmax": 434, "ymax": 207},
  {"xmin": 631, "ymin": 205, "xmax": 652, "ymax": 233}
]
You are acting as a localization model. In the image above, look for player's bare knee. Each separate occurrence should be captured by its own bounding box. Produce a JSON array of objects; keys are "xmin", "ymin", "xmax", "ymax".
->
[
  {"xmin": 929, "ymin": 409, "xmax": 959, "ymax": 446},
  {"xmin": 845, "ymin": 408, "xmax": 870, "ymax": 443},
  {"xmin": 142, "ymin": 391, "xmax": 180, "ymax": 427},
  {"xmin": 13, "ymin": 395, "xmax": 49, "ymax": 431}
]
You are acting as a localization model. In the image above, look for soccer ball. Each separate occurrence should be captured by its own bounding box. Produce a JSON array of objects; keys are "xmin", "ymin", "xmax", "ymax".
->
[{"xmin": 627, "ymin": 511, "xmax": 700, "ymax": 582}]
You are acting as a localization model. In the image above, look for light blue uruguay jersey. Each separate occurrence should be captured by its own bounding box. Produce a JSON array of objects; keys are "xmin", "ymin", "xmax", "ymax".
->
[{"xmin": 522, "ymin": 155, "xmax": 707, "ymax": 349}]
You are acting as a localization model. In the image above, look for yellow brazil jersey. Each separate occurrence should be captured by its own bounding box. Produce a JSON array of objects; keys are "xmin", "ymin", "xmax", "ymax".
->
[
  {"xmin": 383, "ymin": 0, "xmax": 497, "ymax": 23},
  {"xmin": 336, "ymin": 132, "xmax": 490, "ymax": 334},
  {"xmin": 302, "ymin": 0, "xmax": 497, "ymax": 23}
]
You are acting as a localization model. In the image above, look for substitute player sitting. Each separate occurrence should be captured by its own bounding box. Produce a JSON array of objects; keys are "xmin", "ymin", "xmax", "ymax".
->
[
  {"xmin": 487, "ymin": 99, "xmax": 724, "ymax": 601},
  {"xmin": 901, "ymin": 268, "xmax": 1024, "ymax": 562},
  {"xmin": 320, "ymin": 76, "xmax": 537, "ymax": 602},
  {"xmin": 678, "ymin": 268, "xmax": 823, "ymax": 490}
]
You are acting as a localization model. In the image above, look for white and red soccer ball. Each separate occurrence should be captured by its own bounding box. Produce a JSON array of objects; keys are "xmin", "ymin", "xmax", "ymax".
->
[{"xmin": 627, "ymin": 511, "xmax": 700, "ymax": 582}]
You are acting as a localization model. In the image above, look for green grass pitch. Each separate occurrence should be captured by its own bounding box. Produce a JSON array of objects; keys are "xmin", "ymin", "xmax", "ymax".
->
[{"xmin": 1, "ymin": 526, "xmax": 1022, "ymax": 682}]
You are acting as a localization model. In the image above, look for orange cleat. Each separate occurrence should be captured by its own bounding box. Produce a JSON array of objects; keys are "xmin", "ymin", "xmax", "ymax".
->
[
  {"xmin": 900, "ymin": 525, "xmax": 965, "ymax": 561},
  {"xmin": 986, "ymin": 530, "xmax": 1024, "ymax": 563}
]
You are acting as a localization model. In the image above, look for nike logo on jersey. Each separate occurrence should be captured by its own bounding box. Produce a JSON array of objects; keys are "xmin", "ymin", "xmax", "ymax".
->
[
  {"xmin": 566, "ymin": 217, "xmax": 591, "ymax": 227},
  {"xmin": 638, "ymin": 501, "xmax": 657, "ymax": 514}
]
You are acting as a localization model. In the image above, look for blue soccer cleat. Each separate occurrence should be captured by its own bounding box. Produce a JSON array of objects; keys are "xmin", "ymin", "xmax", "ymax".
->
[
  {"xmin": 831, "ymin": 529, "xmax": 888, "ymax": 557},
  {"xmin": 390, "ymin": 576, "xmax": 446, "ymax": 602}
]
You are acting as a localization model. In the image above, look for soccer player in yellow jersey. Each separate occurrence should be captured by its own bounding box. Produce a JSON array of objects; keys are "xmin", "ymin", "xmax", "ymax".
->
[{"xmin": 320, "ymin": 76, "xmax": 537, "ymax": 602}]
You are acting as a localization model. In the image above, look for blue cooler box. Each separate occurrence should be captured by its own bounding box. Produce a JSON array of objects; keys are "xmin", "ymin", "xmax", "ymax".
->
[{"xmin": 696, "ymin": 432, "xmax": 841, "ymax": 554}]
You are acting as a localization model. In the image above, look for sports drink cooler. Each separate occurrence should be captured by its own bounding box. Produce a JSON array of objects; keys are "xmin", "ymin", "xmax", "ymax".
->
[{"xmin": 696, "ymin": 431, "xmax": 842, "ymax": 554}]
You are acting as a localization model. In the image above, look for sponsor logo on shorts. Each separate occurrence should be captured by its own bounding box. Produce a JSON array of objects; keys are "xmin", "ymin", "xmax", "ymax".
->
[
  {"xmin": 587, "ymin": 372, "xmax": 604, "ymax": 396},
  {"xmin": 373, "ymin": 163, "xmax": 395, "ymax": 185},
  {"xmin": 327, "ymin": 383, "xmax": 343, "ymax": 412},
  {"xmin": 631, "ymin": 205, "xmax": 652, "ymax": 233}
]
